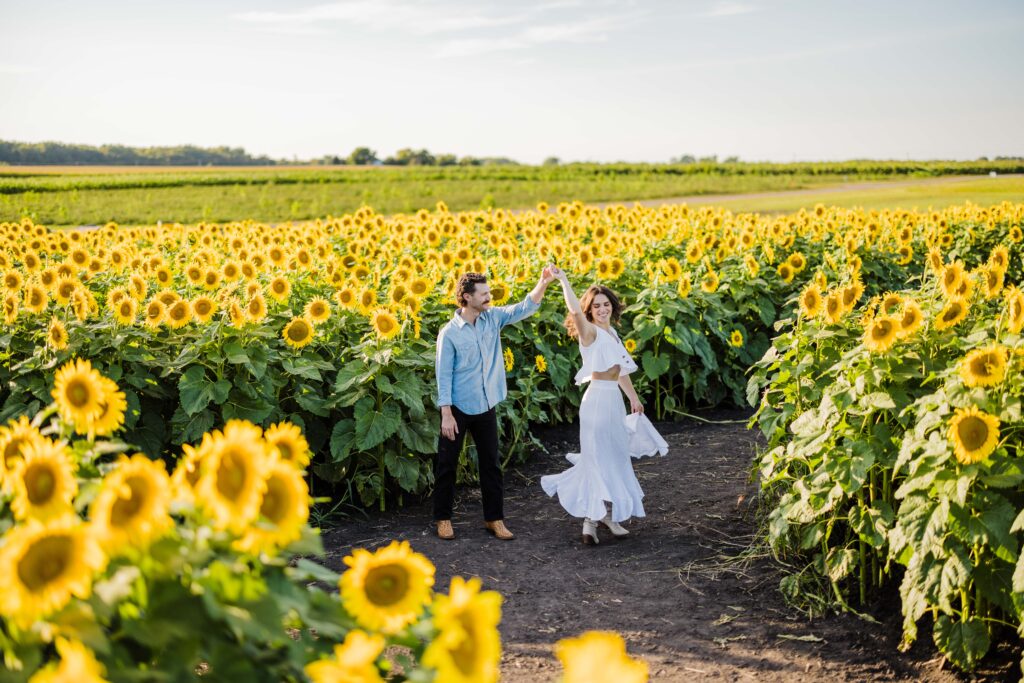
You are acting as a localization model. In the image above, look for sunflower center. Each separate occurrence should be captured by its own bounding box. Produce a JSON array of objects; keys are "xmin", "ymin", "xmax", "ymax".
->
[
  {"xmin": 65, "ymin": 378, "xmax": 94, "ymax": 409},
  {"xmin": 17, "ymin": 535, "xmax": 72, "ymax": 591},
  {"xmin": 364, "ymin": 565, "xmax": 410, "ymax": 606},
  {"xmin": 110, "ymin": 476, "xmax": 148, "ymax": 527},
  {"xmin": 288, "ymin": 322, "xmax": 310, "ymax": 342},
  {"xmin": 956, "ymin": 416, "xmax": 988, "ymax": 452},
  {"xmin": 275, "ymin": 442, "xmax": 293, "ymax": 460},
  {"xmin": 451, "ymin": 612, "xmax": 479, "ymax": 675},
  {"xmin": 4, "ymin": 437, "xmax": 27, "ymax": 469},
  {"xmin": 216, "ymin": 450, "xmax": 250, "ymax": 500},
  {"xmin": 871, "ymin": 320, "xmax": 894, "ymax": 341},
  {"xmin": 942, "ymin": 304, "xmax": 963, "ymax": 322},
  {"xmin": 260, "ymin": 477, "xmax": 288, "ymax": 523},
  {"xmin": 25, "ymin": 464, "xmax": 57, "ymax": 504}
]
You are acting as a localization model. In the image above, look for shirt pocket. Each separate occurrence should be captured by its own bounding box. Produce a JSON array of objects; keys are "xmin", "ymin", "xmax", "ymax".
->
[{"xmin": 452, "ymin": 336, "xmax": 478, "ymax": 365}]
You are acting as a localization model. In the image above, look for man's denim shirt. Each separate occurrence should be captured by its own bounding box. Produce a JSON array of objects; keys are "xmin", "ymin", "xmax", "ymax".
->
[{"xmin": 435, "ymin": 296, "xmax": 540, "ymax": 415}]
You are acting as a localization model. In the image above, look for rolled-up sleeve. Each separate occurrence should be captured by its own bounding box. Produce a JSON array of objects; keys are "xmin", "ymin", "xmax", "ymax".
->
[
  {"xmin": 492, "ymin": 295, "xmax": 540, "ymax": 328},
  {"xmin": 435, "ymin": 328, "xmax": 456, "ymax": 407}
]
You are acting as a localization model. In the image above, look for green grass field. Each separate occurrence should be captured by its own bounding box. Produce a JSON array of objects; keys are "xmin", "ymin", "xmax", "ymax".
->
[{"xmin": 1, "ymin": 162, "xmax": 1021, "ymax": 225}]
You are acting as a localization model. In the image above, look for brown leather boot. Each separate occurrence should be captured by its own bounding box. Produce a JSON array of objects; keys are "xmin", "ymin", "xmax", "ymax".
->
[
  {"xmin": 436, "ymin": 520, "xmax": 455, "ymax": 540},
  {"xmin": 484, "ymin": 520, "xmax": 514, "ymax": 540}
]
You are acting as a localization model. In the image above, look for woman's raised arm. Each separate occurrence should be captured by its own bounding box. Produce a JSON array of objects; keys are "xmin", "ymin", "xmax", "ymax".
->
[{"xmin": 553, "ymin": 267, "xmax": 596, "ymax": 346}]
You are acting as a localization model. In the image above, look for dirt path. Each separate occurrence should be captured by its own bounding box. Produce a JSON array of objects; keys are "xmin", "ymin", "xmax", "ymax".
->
[
  {"xmin": 319, "ymin": 411, "xmax": 1018, "ymax": 681},
  {"xmin": 590, "ymin": 174, "xmax": 1022, "ymax": 210}
]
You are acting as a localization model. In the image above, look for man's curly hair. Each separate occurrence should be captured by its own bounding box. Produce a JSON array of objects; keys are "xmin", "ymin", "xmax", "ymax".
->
[{"xmin": 456, "ymin": 272, "xmax": 488, "ymax": 307}]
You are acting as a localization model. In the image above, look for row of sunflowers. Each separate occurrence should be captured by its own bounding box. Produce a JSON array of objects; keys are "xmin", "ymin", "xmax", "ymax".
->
[
  {"xmin": 749, "ymin": 235, "xmax": 1023, "ymax": 671},
  {"xmin": 2, "ymin": 202, "xmax": 1018, "ymax": 515},
  {"xmin": 0, "ymin": 360, "xmax": 647, "ymax": 681}
]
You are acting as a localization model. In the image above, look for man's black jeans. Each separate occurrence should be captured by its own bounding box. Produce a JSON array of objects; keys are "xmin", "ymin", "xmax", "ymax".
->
[{"xmin": 433, "ymin": 406, "xmax": 503, "ymax": 522}]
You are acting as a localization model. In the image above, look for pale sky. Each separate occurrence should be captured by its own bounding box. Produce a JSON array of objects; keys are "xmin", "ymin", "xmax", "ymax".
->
[{"xmin": 1, "ymin": 0, "xmax": 1022, "ymax": 163}]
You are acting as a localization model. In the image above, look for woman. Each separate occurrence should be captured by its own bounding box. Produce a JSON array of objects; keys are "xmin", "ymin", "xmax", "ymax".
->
[{"xmin": 541, "ymin": 268, "xmax": 668, "ymax": 545}]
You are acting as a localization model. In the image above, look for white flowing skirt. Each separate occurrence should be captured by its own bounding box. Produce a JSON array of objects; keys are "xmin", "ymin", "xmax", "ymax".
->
[{"xmin": 540, "ymin": 380, "xmax": 647, "ymax": 523}]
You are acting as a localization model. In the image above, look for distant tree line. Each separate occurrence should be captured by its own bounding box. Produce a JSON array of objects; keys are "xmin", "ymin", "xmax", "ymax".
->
[
  {"xmin": 315, "ymin": 147, "xmax": 520, "ymax": 167},
  {"xmin": 0, "ymin": 140, "xmax": 278, "ymax": 166}
]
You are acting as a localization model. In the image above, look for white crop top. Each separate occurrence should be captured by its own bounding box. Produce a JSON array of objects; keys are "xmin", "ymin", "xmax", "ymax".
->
[{"xmin": 574, "ymin": 326, "xmax": 638, "ymax": 385}]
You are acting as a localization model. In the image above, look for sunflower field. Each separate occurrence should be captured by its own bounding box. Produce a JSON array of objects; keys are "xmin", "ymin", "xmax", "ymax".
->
[
  {"xmin": 0, "ymin": 360, "xmax": 649, "ymax": 681},
  {"xmin": 0, "ymin": 199, "xmax": 1022, "ymax": 674}
]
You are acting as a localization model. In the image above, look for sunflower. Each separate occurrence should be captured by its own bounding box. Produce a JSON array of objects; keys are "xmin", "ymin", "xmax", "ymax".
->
[
  {"xmin": 52, "ymin": 359, "xmax": 106, "ymax": 433},
  {"xmin": 841, "ymin": 280, "xmax": 864, "ymax": 311},
  {"xmin": 9, "ymin": 439, "xmax": 77, "ymax": 522},
  {"xmin": 727, "ymin": 329, "xmax": 744, "ymax": 348},
  {"xmin": 940, "ymin": 261, "xmax": 965, "ymax": 298},
  {"xmin": 89, "ymin": 454, "xmax": 173, "ymax": 554},
  {"xmin": 335, "ymin": 286, "xmax": 357, "ymax": 309},
  {"xmin": 676, "ymin": 273, "xmax": 692, "ymax": 298},
  {"xmin": 786, "ymin": 252, "xmax": 806, "ymax": 272},
  {"xmin": 1006, "ymin": 287, "xmax": 1024, "ymax": 334},
  {"xmin": 228, "ymin": 298, "xmax": 247, "ymax": 328},
  {"xmin": 959, "ymin": 345, "xmax": 1007, "ymax": 387},
  {"xmin": 0, "ymin": 415, "xmax": 46, "ymax": 484},
  {"xmin": 234, "ymin": 459, "xmax": 309, "ymax": 555},
  {"xmin": 47, "ymin": 317, "xmax": 69, "ymax": 350},
  {"xmin": 165, "ymin": 300, "xmax": 192, "ymax": 329},
  {"xmin": 934, "ymin": 297, "xmax": 969, "ymax": 330},
  {"xmin": 4, "ymin": 292, "xmax": 18, "ymax": 324},
  {"xmin": 824, "ymin": 291, "xmax": 845, "ymax": 324},
  {"xmin": 26, "ymin": 637, "xmax": 108, "ymax": 683},
  {"xmin": 304, "ymin": 297, "xmax": 331, "ymax": 324},
  {"xmin": 421, "ymin": 576, "xmax": 501, "ymax": 683},
  {"xmin": 191, "ymin": 295, "xmax": 217, "ymax": 323},
  {"xmin": 863, "ymin": 316, "xmax": 899, "ymax": 353},
  {"xmin": 989, "ymin": 245, "xmax": 1009, "ymax": 271},
  {"xmin": 799, "ymin": 283, "xmax": 823, "ymax": 318},
  {"xmin": 340, "ymin": 540, "xmax": 435, "ymax": 633},
  {"xmin": 247, "ymin": 294, "xmax": 268, "ymax": 322},
  {"xmin": 880, "ymin": 292, "xmax": 902, "ymax": 315},
  {"xmin": 113, "ymin": 297, "xmax": 137, "ymax": 325},
  {"xmin": 700, "ymin": 270, "xmax": 720, "ymax": 293},
  {"xmin": 981, "ymin": 267, "xmax": 1004, "ymax": 299},
  {"xmin": 194, "ymin": 420, "xmax": 270, "ymax": 533},
  {"xmin": 535, "ymin": 354, "xmax": 547, "ymax": 373},
  {"xmin": 264, "ymin": 422, "xmax": 311, "ymax": 468},
  {"xmin": 268, "ymin": 275, "xmax": 291, "ymax": 303},
  {"xmin": 305, "ymin": 631, "xmax": 385, "ymax": 683},
  {"xmin": 555, "ymin": 631, "xmax": 648, "ymax": 683},
  {"xmin": 897, "ymin": 245, "xmax": 913, "ymax": 265},
  {"xmin": 0, "ymin": 515, "xmax": 107, "ymax": 627},
  {"xmin": 743, "ymin": 254, "xmax": 760, "ymax": 278},
  {"xmin": 896, "ymin": 300, "xmax": 923, "ymax": 338},
  {"xmin": 624, "ymin": 339, "xmax": 637, "ymax": 354},
  {"xmin": 357, "ymin": 288, "xmax": 378, "ymax": 314},
  {"xmin": 3, "ymin": 269, "xmax": 24, "ymax": 291},
  {"xmin": 24, "ymin": 284, "xmax": 48, "ymax": 314},
  {"xmin": 948, "ymin": 406, "xmax": 1000, "ymax": 465},
  {"xmin": 143, "ymin": 299, "xmax": 165, "ymax": 328},
  {"xmin": 371, "ymin": 308, "xmax": 401, "ymax": 340},
  {"xmin": 282, "ymin": 316, "xmax": 315, "ymax": 349},
  {"xmin": 170, "ymin": 443, "xmax": 203, "ymax": 503}
]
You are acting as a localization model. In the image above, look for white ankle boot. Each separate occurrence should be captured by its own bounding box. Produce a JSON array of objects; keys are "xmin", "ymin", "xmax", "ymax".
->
[
  {"xmin": 582, "ymin": 518, "xmax": 599, "ymax": 545},
  {"xmin": 600, "ymin": 514, "xmax": 629, "ymax": 538}
]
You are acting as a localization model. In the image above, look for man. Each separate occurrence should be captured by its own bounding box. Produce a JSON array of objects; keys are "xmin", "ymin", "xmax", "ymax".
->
[{"xmin": 434, "ymin": 266, "xmax": 556, "ymax": 540}]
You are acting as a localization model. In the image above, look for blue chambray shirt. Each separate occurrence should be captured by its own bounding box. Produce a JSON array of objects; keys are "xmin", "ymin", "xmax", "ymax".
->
[{"xmin": 435, "ymin": 296, "xmax": 541, "ymax": 415}]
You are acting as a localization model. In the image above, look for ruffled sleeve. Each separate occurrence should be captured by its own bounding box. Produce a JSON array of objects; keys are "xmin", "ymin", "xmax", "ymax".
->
[{"xmin": 574, "ymin": 330, "xmax": 639, "ymax": 384}]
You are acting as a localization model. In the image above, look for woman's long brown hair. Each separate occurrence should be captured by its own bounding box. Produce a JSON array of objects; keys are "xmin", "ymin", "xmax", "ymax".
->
[{"xmin": 565, "ymin": 285, "xmax": 623, "ymax": 339}]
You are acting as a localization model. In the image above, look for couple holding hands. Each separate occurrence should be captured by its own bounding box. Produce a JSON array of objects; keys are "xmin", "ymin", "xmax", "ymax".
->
[{"xmin": 434, "ymin": 264, "xmax": 668, "ymax": 545}]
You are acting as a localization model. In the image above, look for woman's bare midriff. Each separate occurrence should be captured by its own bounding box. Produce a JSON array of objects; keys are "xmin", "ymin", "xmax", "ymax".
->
[{"xmin": 591, "ymin": 365, "xmax": 620, "ymax": 381}]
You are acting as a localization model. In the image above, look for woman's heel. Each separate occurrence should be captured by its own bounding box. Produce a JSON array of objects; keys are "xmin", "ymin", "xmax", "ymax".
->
[
  {"xmin": 600, "ymin": 514, "xmax": 629, "ymax": 539},
  {"xmin": 582, "ymin": 518, "xmax": 599, "ymax": 545}
]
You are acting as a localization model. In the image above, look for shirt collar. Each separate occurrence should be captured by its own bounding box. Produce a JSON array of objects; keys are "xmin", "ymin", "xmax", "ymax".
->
[{"xmin": 452, "ymin": 309, "xmax": 468, "ymax": 328}]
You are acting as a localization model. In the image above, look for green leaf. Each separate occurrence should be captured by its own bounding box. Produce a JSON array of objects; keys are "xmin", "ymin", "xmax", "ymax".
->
[
  {"xmin": 335, "ymin": 360, "xmax": 373, "ymax": 393},
  {"xmin": 933, "ymin": 615, "xmax": 989, "ymax": 672},
  {"xmin": 397, "ymin": 417, "xmax": 438, "ymax": 455},
  {"xmin": 824, "ymin": 547, "xmax": 856, "ymax": 581},
  {"xmin": 641, "ymin": 351, "xmax": 671, "ymax": 379},
  {"xmin": 355, "ymin": 397, "xmax": 402, "ymax": 450},
  {"xmin": 223, "ymin": 340, "xmax": 249, "ymax": 364},
  {"xmin": 282, "ymin": 356, "xmax": 322, "ymax": 381},
  {"xmin": 385, "ymin": 451, "xmax": 423, "ymax": 492},
  {"xmin": 330, "ymin": 419, "xmax": 356, "ymax": 463},
  {"xmin": 178, "ymin": 365, "xmax": 212, "ymax": 415}
]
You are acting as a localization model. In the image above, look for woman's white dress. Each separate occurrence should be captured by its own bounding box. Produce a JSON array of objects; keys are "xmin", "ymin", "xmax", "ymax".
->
[{"xmin": 540, "ymin": 326, "xmax": 668, "ymax": 523}]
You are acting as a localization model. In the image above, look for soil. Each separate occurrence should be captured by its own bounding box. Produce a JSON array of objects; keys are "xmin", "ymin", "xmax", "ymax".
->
[{"xmin": 319, "ymin": 409, "xmax": 1021, "ymax": 682}]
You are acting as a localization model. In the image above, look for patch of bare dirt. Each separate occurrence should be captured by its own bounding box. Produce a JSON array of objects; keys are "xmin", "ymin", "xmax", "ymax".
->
[{"xmin": 320, "ymin": 410, "xmax": 1020, "ymax": 681}]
